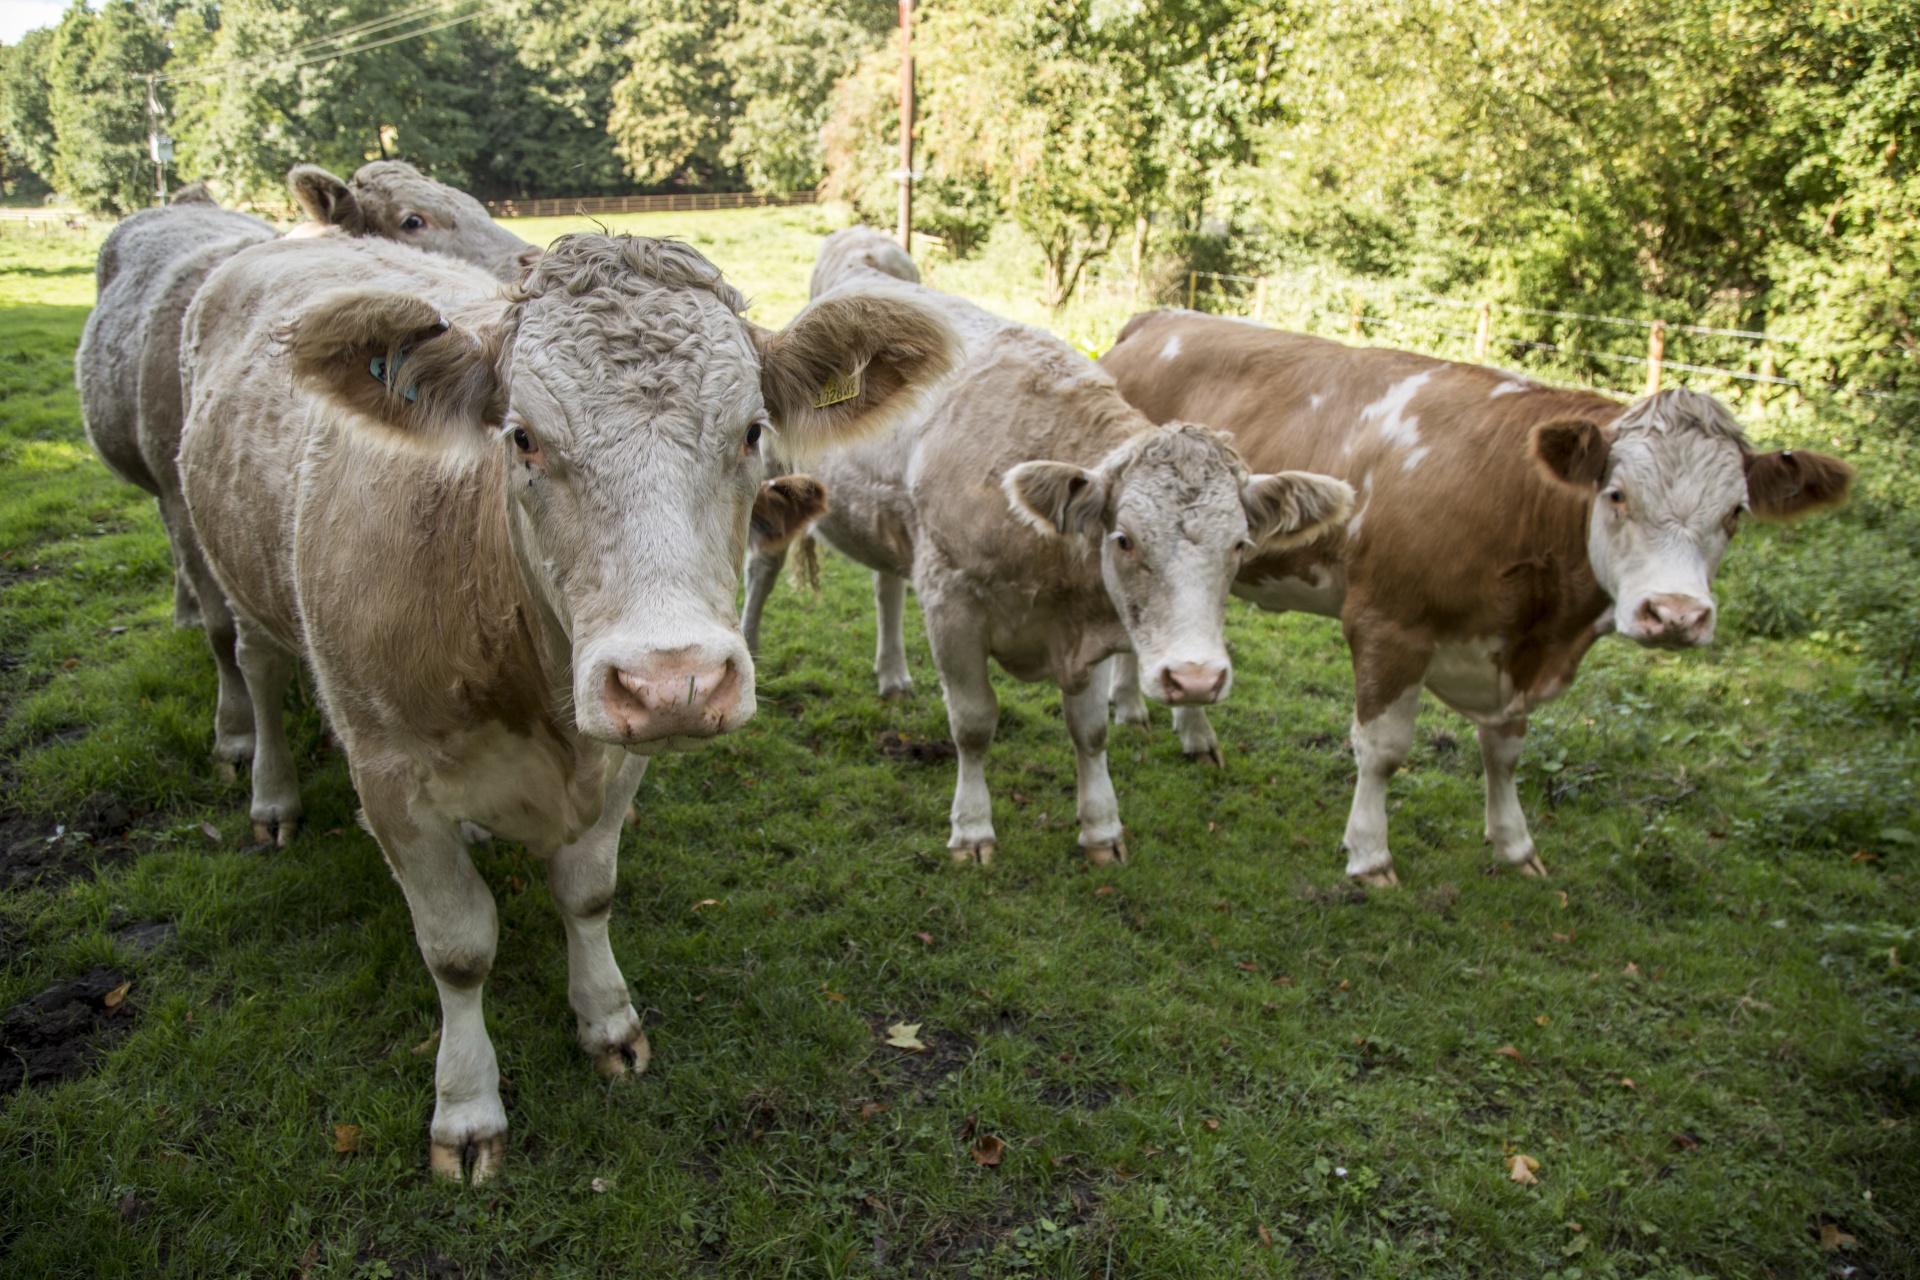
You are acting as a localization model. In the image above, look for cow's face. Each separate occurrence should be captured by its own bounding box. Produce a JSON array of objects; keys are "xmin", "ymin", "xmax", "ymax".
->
[
  {"xmin": 287, "ymin": 234, "xmax": 959, "ymax": 750},
  {"xmin": 1533, "ymin": 389, "xmax": 1854, "ymax": 648},
  {"xmin": 289, "ymin": 160, "xmax": 539, "ymax": 285},
  {"xmin": 1007, "ymin": 424, "xmax": 1353, "ymax": 703}
]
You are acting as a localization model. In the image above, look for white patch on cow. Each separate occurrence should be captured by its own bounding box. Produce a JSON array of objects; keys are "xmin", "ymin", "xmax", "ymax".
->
[
  {"xmin": 1360, "ymin": 370, "xmax": 1433, "ymax": 450},
  {"xmin": 1423, "ymin": 637, "xmax": 1514, "ymax": 723},
  {"xmin": 1402, "ymin": 446, "xmax": 1430, "ymax": 472},
  {"xmin": 1310, "ymin": 392, "xmax": 1328, "ymax": 411},
  {"xmin": 1490, "ymin": 379, "xmax": 1533, "ymax": 398},
  {"xmin": 1345, "ymin": 473, "xmax": 1374, "ymax": 540},
  {"xmin": 1160, "ymin": 334, "xmax": 1183, "ymax": 361},
  {"xmin": 1233, "ymin": 562, "xmax": 1347, "ymax": 618}
]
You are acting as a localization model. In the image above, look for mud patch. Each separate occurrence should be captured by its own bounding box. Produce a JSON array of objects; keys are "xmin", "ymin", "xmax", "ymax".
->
[
  {"xmin": 0, "ymin": 965, "xmax": 136, "ymax": 1091},
  {"xmin": 0, "ymin": 793, "xmax": 144, "ymax": 889},
  {"xmin": 878, "ymin": 731, "xmax": 957, "ymax": 764},
  {"xmin": 871, "ymin": 1022, "xmax": 975, "ymax": 1104},
  {"xmin": 1296, "ymin": 879, "xmax": 1369, "ymax": 907}
]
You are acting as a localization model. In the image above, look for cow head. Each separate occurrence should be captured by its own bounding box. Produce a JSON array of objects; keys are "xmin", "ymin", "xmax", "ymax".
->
[
  {"xmin": 288, "ymin": 233, "xmax": 958, "ymax": 751},
  {"xmin": 1533, "ymin": 387, "xmax": 1854, "ymax": 647},
  {"xmin": 810, "ymin": 226, "xmax": 922, "ymax": 298},
  {"xmin": 1006, "ymin": 423, "xmax": 1353, "ymax": 704},
  {"xmin": 289, "ymin": 160, "xmax": 539, "ymax": 285}
]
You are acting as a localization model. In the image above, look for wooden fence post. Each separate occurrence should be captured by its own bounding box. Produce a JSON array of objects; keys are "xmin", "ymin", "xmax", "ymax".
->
[
  {"xmin": 1474, "ymin": 302, "xmax": 1491, "ymax": 360},
  {"xmin": 1253, "ymin": 277, "xmax": 1267, "ymax": 324},
  {"xmin": 1752, "ymin": 344, "xmax": 1775, "ymax": 415},
  {"xmin": 1644, "ymin": 320, "xmax": 1667, "ymax": 396},
  {"xmin": 1188, "ymin": 271, "xmax": 1198, "ymax": 310},
  {"xmin": 1349, "ymin": 293, "xmax": 1363, "ymax": 338}
]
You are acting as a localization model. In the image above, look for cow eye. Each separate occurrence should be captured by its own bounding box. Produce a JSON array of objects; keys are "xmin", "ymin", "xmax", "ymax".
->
[
  {"xmin": 743, "ymin": 418, "xmax": 764, "ymax": 454},
  {"xmin": 401, "ymin": 213, "xmax": 426, "ymax": 232},
  {"xmin": 512, "ymin": 426, "xmax": 535, "ymax": 454},
  {"xmin": 1603, "ymin": 487, "xmax": 1627, "ymax": 509},
  {"xmin": 1113, "ymin": 531, "xmax": 1135, "ymax": 554}
]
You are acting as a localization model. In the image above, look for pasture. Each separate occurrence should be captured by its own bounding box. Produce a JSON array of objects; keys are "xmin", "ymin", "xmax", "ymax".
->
[{"xmin": 0, "ymin": 209, "xmax": 1914, "ymax": 1278}]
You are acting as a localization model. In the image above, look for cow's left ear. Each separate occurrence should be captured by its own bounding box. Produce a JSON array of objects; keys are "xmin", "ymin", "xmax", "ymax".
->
[
  {"xmin": 1532, "ymin": 416, "xmax": 1612, "ymax": 489},
  {"xmin": 1004, "ymin": 461, "xmax": 1108, "ymax": 539},
  {"xmin": 287, "ymin": 164, "xmax": 362, "ymax": 233},
  {"xmin": 1745, "ymin": 448, "xmax": 1855, "ymax": 520},
  {"xmin": 750, "ymin": 475, "xmax": 829, "ymax": 552},
  {"xmin": 755, "ymin": 290, "xmax": 961, "ymax": 462},
  {"xmin": 1243, "ymin": 471, "xmax": 1355, "ymax": 550}
]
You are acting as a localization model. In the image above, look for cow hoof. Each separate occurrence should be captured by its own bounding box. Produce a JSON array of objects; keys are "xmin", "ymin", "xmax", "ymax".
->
[
  {"xmin": 950, "ymin": 841, "xmax": 995, "ymax": 866},
  {"xmin": 1112, "ymin": 704, "xmax": 1151, "ymax": 729},
  {"xmin": 251, "ymin": 819, "xmax": 296, "ymax": 847},
  {"xmin": 1184, "ymin": 746, "xmax": 1226, "ymax": 769},
  {"xmin": 430, "ymin": 1134, "xmax": 505, "ymax": 1184},
  {"xmin": 593, "ymin": 1031, "xmax": 652, "ymax": 1080},
  {"xmin": 1084, "ymin": 839, "xmax": 1128, "ymax": 867},
  {"xmin": 1514, "ymin": 853, "xmax": 1550, "ymax": 878},
  {"xmin": 214, "ymin": 759, "xmax": 239, "ymax": 782},
  {"xmin": 1353, "ymin": 868, "xmax": 1400, "ymax": 889},
  {"xmin": 879, "ymin": 682, "xmax": 913, "ymax": 702}
]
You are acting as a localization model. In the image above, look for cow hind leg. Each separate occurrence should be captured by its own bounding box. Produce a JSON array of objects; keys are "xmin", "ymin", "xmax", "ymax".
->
[
  {"xmin": 548, "ymin": 756, "xmax": 652, "ymax": 1078},
  {"xmin": 740, "ymin": 545, "xmax": 787, "ymax": 657},
  {"xmin": 874, "ymin": 571, "xmax": 913, "ymax": 699},
  {"xmin": 1340, "ymin": 683, "xmax": 1422, "ymax": 886},
  {"xmin": 1109, "ymin": 651, "xmax": 1150, "ymax": 728},
  {"xmin": 1477, "ymin": 720, "xmax": 1545, "ymax": 876},
  {"xmin": 926, "ymin": 607, "xmax": 997, "ymax": 864},
  {"xmin": 1064, "ymin": 662, "xmax": 1126, "ymax": 865},
  {"xmin": 233, "ymin": 621, "xmax": 299, "ymax": 845},
  {"xmin": 358, "ymin": 768, "xmax": 505, "ymax": 1182}
]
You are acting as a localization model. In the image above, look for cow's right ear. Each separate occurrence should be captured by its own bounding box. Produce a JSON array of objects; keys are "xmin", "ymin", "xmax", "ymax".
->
[
  {"xmin": 1532, "ymin": 417, "xmax": 1611, "ymax": 489},
  {"xmin": 288, "ymin": 164, "xmax": 363, "ymax": 233},
  {"xmin": 750, "ymin": 475, "xmax": 829, "ymax": 552},
  {"xmin": 284, "ymin": 290, "xmax": 504, "ymax": 449},
  {"xmin": 1003, "ymin": 461, "xmax": 1107, "ymax": 539}
]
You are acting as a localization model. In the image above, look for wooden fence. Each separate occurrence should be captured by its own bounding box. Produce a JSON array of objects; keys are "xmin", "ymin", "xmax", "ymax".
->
[{"xmin": 483, "ymin": 189, "xmax": 819, "ymax": 220}]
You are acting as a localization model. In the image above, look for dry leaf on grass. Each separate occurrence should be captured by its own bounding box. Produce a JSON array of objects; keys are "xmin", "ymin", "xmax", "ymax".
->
[
  {"xmin": 1623, "ymin": 961, "xmax": 1641, "ymax": 977},
  {"xmin": 332, "ymin": 1125, "xmax": 361, "ymax": 1154},
  {"xmin": 970, "ymin": 1134, "xmax": 1005, "ymax": 1167},
  {"xmin": 1819, "ymin": 1223, "xmax": 1857, "ymax": 1251},
  {"xmin": 1094, "ymin": 885, "xmax": 1115, "ymax": 897},
  {"xmin": 860, "ymin": 1102, "xmax": 887, "ymax": 1121},
  {"xmin": 1508, "ymin": 1154, "xmax": 1540, "ymax": 1185},
  {"xmin": 199, "ymin": 821, "xmax": 221, "ymax": 843},
  {"xmin": 690, "ymin": 898, "xmax": 723, "ymax": 913},
  {"xmin": 1620, "ymin": 1076, "xmax": 1637, "ymax": 1089},
  {"xmin": 1203, "ymin": 1119, "xmax": 1220, "ymax": 1132},
  {"xmin": 102, "ymin": 980, "xmax": 131, "ymax": 1011},
  {"xmin": 590, "ymin": 1177, "xmax": 611, "ymax": 1194},
  {"xmin": 1256, "ymin": 1224, "xmax": 1274, "ymax": 1249},
  {"xmin": 1535, "ymin": 1015, "xmax": 1550, "ymax": 1026},
  {"xmin": 1495, "ymin": 1046, "xmax": 1525, "ymax": 1063},
  {"xmin": 411, "ymin": 1030, "xmax": 439, "ymax": 1055},
  {"xmin": 885, "ymin": 1022, "xmax": 927, "ymax": 1051},
  {"xmin": 914, "ymin": 932, "xmax": 934, "ymax": 946},
  {"xmin": 821, "ymin": 989, "xmax": 845, "ymax": 1002}
]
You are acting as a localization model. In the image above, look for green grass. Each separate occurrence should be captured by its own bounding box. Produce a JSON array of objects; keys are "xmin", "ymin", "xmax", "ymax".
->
[{"xmin": 1, "ymin": 209, "xmax": 1915, "ymax": 1278}]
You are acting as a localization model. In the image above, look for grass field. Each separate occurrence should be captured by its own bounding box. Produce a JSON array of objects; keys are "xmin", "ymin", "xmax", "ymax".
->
[{"xmin": 0, "ymin": 210, "xmax": 1915, "ymax": 1278}]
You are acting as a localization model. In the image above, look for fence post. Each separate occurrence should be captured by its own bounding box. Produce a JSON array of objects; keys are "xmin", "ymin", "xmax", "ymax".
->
[
  {"xmin": 1349, "ymin": 293, "xmax": 1363, "ymax": 338},
  {"xmin": 1752, "ymin": 344, "xmax": 1775, "ymax": 415},
  {"xmin": 1474, "ymin": 302, "xmax": 1491, "ymax": 360},
  {"xmin": 1253, "ymin": 277, "xmax": 1266, "ymax": 324},
  {"xmin": 1188, "ymin": 271, "xmax": 1197, "ymax": 310},
  {"xmin": 1644, "ymin": 320, "xmax": 1667, "ymax": 397}
]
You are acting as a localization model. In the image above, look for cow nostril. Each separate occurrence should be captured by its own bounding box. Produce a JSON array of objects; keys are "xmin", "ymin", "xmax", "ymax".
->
[{"xmin": 1162, "ymin": 663, "xmax": 1228, "ymax": 704}]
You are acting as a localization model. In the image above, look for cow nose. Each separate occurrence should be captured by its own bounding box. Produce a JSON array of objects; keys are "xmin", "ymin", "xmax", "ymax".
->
[
  {"xmin": 1161, "ymin": 662, "xmax": 1229, "ymax": 705},
  {"xmin": 1635, "ymin": 594, "xmax": 1714, "ymax": 647},
  {"xmin": 601, "ymin": 654, "xmax": 744, "ymax": 742}
]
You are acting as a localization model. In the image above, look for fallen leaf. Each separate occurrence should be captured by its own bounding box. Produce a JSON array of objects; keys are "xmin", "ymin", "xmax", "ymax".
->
[
  {"xmin": 1551, "ymin": 932, "xmax": 1574, "ymax": 943},
  {"xmin": 199, "ymin": 821, "xmax": 221, "ymax": 843},
  {"xmin": 590, "ymin": 1176, "xmax": 611, "ymax": 1194},
  {"xmin": 61, "ymin": 657, "xmax": 79, "ymax": 670},
  {"xmin": 1535, "ymin": 1015, "xmax": 1550, "ymax": 1026},
  {"xmin": 1566, "ymin": 1222, "xmax": 1582, "ymax": 1233},
  {"xmin": 505, "ymin": 875, "xmax": 523, "ymax": 895},
  {"xmin": 885, "ymin": 1022, "xmax": 927, "ymax": 1051},
  {"xmin": 1495, "ymin": 1046, "xmax": 1525, "ymax": 1063},
  {"xmin": 1207, "ymin": 821, "xmax": 1216, "ymax": 833},
  {"xmin": 1203, "ymin": 1118, "xmax": 1220, "ymax": 1132},
  {"xmin": 1337, "ymin": 979, "xmax": 1350, "ymax": 991},
  {"xmin": 1049, "ymin": 1152, "xmax": 1077, "ymax": 1168},
  {"xmin": 411, "ymin": 1030, "xmax": 439, "ymax": 1055},
  {"xmin": 970, "ymin": 1134, "xmax": 1005, "ymax": 1167},
  {"xmin": 860, "ymin": 1102, "xmax": 887, "ymax": 1121},
  {"xmin": 1623, "ymin": 962, "xmax": 1641, "ymax": 977},
  {"xmin": 1257, "ymin": 1224, "xmax": 1273, "ymax": 1249},
  {"xmin": 914, "ymin": 932, "xmax": 935, "ymax": 946},
  {"xmin": 1819, "ymin": 1223, "xmax": 1857, "ymax": 1251},
  {"xmin": 821, "ymin": 988, "xmax": 845, "ymax": 1001},
  {"xmin": 1272, "ymin": 975, "xmax": 1294, "ymax": 987},
  {"xmin": 102, "ymin": 980, "xmax": 131, "ymax": 1010},
  {"xmin": 1555, "ymin": 891, "xmax": 1569, "ymax": 909},
  {"xmin": 1094, "ymin": 885, "xmax": 1114, "ymax": 896},
  {"xmin": 1620, "ymin": 1076, "xmax": 1637, "ymax": 1089},
  {"xmin": 332, "ymin": 1125, "xmax": 361, "ymax": 1154},
  {"xmin": 1508, "ymin": 1153, "xmax": 1540, "ymax": 1185},
  {"xmin": 1058, "ymin": 1051, "xmax": 1075, "ymax": 1062},
  {"xmin": 297, "ymin": 1240, "xmax": 319, "ymax": 1278},
  {"xmin": 1141, "ymin": 1145, "xmax": 1162, "ymax": 1157},
  {"xmin": 1851, "ymin": 851, "xmax": 1879, "ymax": 864},
  {"xmin": 690, "ymin": 898, "xmax": 723, "ymax": 913},
  {"xmin": 1236, "ymin": 961, "xmax": 1259, "ymax": 972},
  {"xmin": 1671, "ymin": 1132, "xmax": 1700, "ymax": 1151}
]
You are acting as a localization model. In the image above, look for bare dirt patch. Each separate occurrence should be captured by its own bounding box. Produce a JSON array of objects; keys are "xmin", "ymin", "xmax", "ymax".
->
[
  {"xmin": 877, "ymin": 730, "xmax": 957, "ymax": 764},
  {"xmin": 0, "ymin": 965, "xmax": 136, "ymax": 1091},
  {"xmin": 0, "ymin": 793, "xmax": 145, "ymax": 890}
]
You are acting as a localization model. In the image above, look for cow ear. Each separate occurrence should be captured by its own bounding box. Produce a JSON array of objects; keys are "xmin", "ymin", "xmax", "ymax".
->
[
  {"xmin": 750, "ymin": 475, "xmax": 829, "ymax": 552},
  {"xmin": 284, "ymin": 289, "xmax": 504, "ymax": 449},
  {"xmin": 287, "ymin": 164, "xmax": 363, "ymax": 234},
  {"xmin": 1532, "ymin": 417, "xmax": 1611, "ymax": 489},
  {"xmin": 1745, "ymin": 448, "xmax": 1855, "ymax": 521},
  {"xmin": 756, "ymin": 290, "xmax": 960, "ymax": 462},
  {"xmin": 1243, "ymin": 471, "xmax": 1355, "ymax": 550},
  {"xmin": 1003, "ymin": 461, "xmax": 1107, "ymax": 539}
]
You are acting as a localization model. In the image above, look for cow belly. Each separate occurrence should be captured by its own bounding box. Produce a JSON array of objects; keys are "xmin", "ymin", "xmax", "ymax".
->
[
  {"xmin": 1233, "ymin": 565, "xmax": 1347, "ymax": 617},
  {"xmin": 1423, "ymin": 639, "xmax": 1516, "ymax": 724}
]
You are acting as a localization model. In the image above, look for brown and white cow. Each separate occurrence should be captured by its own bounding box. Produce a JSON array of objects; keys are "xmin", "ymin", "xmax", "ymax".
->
[
  {"xmin": 77, "ymin": 161, "xmax": 539, "ymax": 779},
  {"xmin": 1101, "ymin": 312, "xmax": 1853, "ymax": 885},
  {"xmin": 769, "ymin": 229, "xmax": 1352, "ymax": 866},
  {"xmin": 178, "ymin": 232, "xmax": 956, "ymax": 1178}
]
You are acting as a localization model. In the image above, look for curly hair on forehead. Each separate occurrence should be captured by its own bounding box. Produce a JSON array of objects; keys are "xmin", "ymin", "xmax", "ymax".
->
[
  {"xmin": 1109, "ymin": 420, "xmax": 1250, "ymax": 488},
  {"xmin": 514, "ymin": 234, "xmax": 747, "ymax": 315},
  {"xmin": 1614, "ymin": 387, "xmax": 1751, "ymax": 453}
]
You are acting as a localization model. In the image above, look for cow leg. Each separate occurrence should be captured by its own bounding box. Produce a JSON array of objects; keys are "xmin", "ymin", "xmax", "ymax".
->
[
  {"xmin": 1477, "ymin": 719, "xmax": 1546, "ymax": 876},
  {"xmin": 154, "ymin": 485, "xmax": 202, "ymax": 630},
  {"xmin": 1064, "ymin": 662, "xmax": 1126, "ymax": 865},
  {"xmin": 548, "ymin": 754, "xmax": 652, "ymax": 1077},
  {"xmin": 173, "ymin": 510, "xmax": 255, "ymax": 776},
  {"xmin": 740, "ymin": 545, "xmax": 787, "ymax": 656},
  {"xmin": 874, "ymin": 571, "xmax": 913, "ymax": 699},
  {"xmin": 357, "ymin": 768, "xmax": 505, "ymax": 1182},
  {"xmin": 1340, "ymin": 683, "xmax": 1422, "ymax": 887},
  {"xmin": 1173, "ymin": 706, "xmax": 1224, "ymax": 767},
  {"xmin": 926, "ymin": 607, "xmax": 997, "ymax": 864},
  {"xmin": 1109, "ymin": 651, "xmax": 1150, "ymax": 727},
  {"xmin": 233, "ymin": 620, "xmax": 300, "ymax": 846}
]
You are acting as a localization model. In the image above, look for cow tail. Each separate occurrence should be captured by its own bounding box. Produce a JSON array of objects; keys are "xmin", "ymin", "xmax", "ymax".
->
[{"xmin": 789, "ymin": 534, "xmax": 822, "ymax": 595}]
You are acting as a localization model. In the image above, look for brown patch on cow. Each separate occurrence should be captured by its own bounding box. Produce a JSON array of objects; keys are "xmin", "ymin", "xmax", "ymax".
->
[
  {"xmin": 750, "ymin": 475, "xmax": 830, "ymax": 552},
  {"xmin": 1744, "ymin": 448, "xmax": 1855, "ymax": 520}
]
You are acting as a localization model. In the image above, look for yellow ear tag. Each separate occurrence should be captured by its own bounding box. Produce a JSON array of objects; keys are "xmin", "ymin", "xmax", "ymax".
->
[{"xmin": 813, "ymin": 367, "xmax": 862, "ymax": 409}]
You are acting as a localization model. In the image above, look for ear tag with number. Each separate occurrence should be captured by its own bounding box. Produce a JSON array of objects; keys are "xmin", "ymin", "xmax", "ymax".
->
[
  {"xmin": 813, "ymin": 366, "xmax": 862, "ymax": 409},
  {"xmin": 368, "ymin": 351, "xmax": 419, "ymax": 403}
]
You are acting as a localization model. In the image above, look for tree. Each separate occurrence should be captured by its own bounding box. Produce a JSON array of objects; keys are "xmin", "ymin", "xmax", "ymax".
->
[
  {"xmin": 0, "ymin": 27, "xmax": 58, "ymax": 199},
  {"xmin": 44, "ymin": 1, "xmax": 169, "ymax": 214}
]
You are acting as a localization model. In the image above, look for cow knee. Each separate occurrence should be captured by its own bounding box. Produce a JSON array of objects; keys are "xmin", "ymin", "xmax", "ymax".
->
[{"xmin": 428, "ymin": 950, "xmax": 492, "ymax": 990}]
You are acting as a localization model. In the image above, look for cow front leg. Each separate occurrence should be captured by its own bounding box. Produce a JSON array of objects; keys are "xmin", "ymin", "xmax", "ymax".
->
[
  {"xmin": 233, "ymin": 620, "xmax": 299, "ymax": 845},
  {"xmin": 1109, "ymin": 651, "xmax": 1150, "ymax": 727},
  {"xmin": 357, "ymin": 767, "xmax": 505, "ymax": 1182},
  {"xmin": 1340, "ymin": 683, "xmax": 1421, "ymax": 887},
  {"xmin": 181, "ymin": 531, "xmax": 254, "ymax": 777},
  {"xmin": 1172, "ymin": 706, "xmax": 1223, "ymax": 767},
  {"xmin": 548, "ymin": 755, "xmax": 652, "ymax": 1077},
  {"xmin": 154, "ymin": 485, "xmax": 203, "ymax": 630},
  {"xmin": 874, "ymin": 571, "xmax": 913, "ymax": 699},
  {"xmin": 926, "ymin": 607, "xmax": 997, "ymax": 864},
  {"xmin": 1063, "ymin": 664, "xmax": 1126, "ymax": 865},
  {"xmin": 740, "ymin": 544, "xmax": 787, "ymax": 656},
  {"xmin": 1478, "ymin": 720, "xmax": 1545, "ymax": 876}
]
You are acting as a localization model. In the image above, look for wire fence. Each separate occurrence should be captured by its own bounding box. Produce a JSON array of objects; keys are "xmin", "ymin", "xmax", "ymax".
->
[{"xmin": 482, "ymin": 189, "xmax": 819, "ymax": 220}]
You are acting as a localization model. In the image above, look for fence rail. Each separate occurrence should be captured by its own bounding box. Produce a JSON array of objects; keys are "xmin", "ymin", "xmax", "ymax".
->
[{"xmin": 483, "ymin": 189, "xmax": 818, "ymax": 220}]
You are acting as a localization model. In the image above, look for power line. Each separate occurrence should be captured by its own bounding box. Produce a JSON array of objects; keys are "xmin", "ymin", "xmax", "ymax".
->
[{"xmin": 150, "ymin": 0, "xmax": 502, "ymax": 85}]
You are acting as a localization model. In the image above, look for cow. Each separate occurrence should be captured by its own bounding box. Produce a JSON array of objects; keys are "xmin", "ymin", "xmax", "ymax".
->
[
  {"xmin": 1100, "ymin": 312, "xmax": 1855, "ymax": 885},
  {"xmin": 177, "ymin": 232, "xmax": 958, "ymax": 1178},
  {"xmin": 76, "ymin": 161, "xmax": 538, "ymax": 779},
  {"xmin": 758, "ymin": 229, "xmax": 1352, "ymax": 866}
]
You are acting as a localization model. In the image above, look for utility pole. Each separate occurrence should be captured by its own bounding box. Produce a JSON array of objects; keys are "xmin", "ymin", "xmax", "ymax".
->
[
  {"xmin": 896, "ymin": 0, "xmax": 914, "ymax": 252},
  {"xmin": 143, "ymin": 74, "xmax": 171, "ymax": 205}
]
